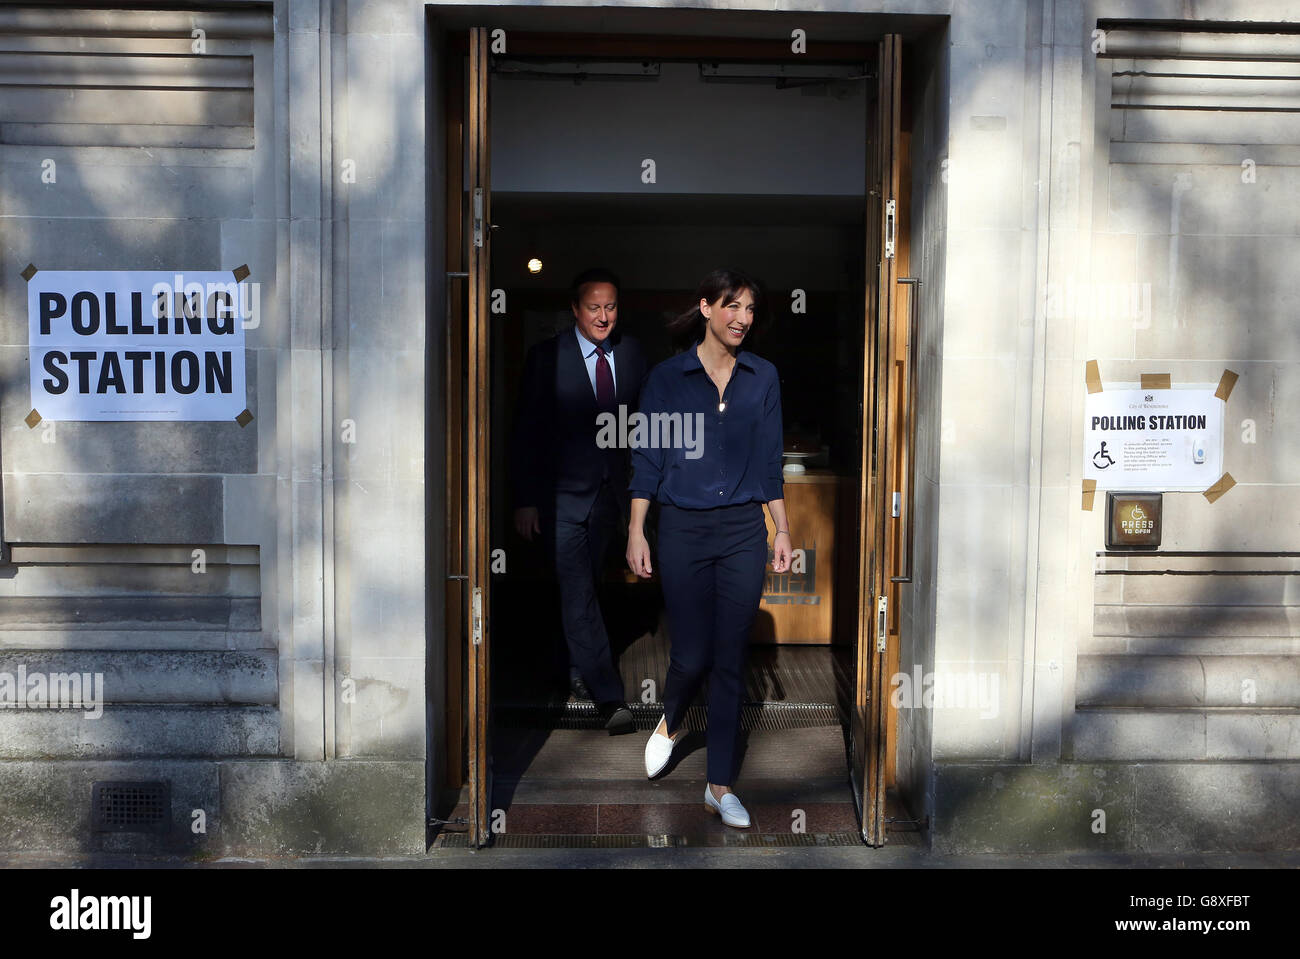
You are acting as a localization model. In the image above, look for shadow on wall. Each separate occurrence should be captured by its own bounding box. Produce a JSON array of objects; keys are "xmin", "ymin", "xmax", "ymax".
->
[
  {"xmin": 932, "ymin": 18, "xmax": 1300, "ymax": 853},
  {"xmin": 0, "ymin": 8, "xmax": 431, "ymax": 857}
]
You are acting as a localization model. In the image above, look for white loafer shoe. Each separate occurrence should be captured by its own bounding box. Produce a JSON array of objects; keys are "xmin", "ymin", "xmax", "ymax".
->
[
  {"xmin": 644, "ymin": 724, "xmax": 681, "ymax": 778},
  {"xmin": 704, "ymin": 786, "xmax": 751, "ymax": 828}
]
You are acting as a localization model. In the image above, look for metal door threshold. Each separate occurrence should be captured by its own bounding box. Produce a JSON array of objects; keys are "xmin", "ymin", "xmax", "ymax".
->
[{"xmin": 435, "ymin": 831, "xmax": 865, "ymax": 848}]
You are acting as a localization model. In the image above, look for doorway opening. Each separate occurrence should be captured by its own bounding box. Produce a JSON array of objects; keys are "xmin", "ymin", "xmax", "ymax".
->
[
  {"xmin": 435, "ymin": 17, "xmax": 928, "ymax": 849},
  {"xmin": 488, "ymin": 188, "xmax": 868, "ymax": 842}
]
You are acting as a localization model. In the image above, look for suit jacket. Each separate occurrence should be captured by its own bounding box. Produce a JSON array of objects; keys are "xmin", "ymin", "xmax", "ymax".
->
[{"xmin": 511, "ymin": 327, "xmax": 647, "ymax": 523}]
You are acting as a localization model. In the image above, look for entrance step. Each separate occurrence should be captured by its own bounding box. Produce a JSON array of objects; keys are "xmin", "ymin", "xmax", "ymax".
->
[
  {"xmin": 427, "ymin": 725, "xmax": 925, "ymax": 847},
  {"xmin": 492, "ymin": 725, "xmax": 849, "ymax": 782},
  {"xmin": 433, "ymin": 781, "xmax": 923, "ymax": 848}
]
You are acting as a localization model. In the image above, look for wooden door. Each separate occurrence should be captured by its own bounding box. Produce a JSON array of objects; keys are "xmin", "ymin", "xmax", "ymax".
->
[
  {"xmin": 851, "ymin": 32, "xmax": 904, "ymax": 847},
  {"xmin": 462, "ymin": 26, "xmax": 493, "ymax": 849},
  {"xmin": 442, "ymin": 21, "xmax": 465, "ymax": 807}
]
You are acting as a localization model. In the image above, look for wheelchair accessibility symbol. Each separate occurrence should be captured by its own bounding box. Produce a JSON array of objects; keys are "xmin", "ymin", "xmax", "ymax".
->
[{"xmin": 1092, "ymin": 442, "xmax": 1115, "ymax": 470}]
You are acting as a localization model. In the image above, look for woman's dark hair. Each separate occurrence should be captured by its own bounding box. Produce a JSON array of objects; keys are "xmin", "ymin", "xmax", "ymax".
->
[{"xmin": 666, "ymin": 268, "xmax": 766, "ymax": 351}]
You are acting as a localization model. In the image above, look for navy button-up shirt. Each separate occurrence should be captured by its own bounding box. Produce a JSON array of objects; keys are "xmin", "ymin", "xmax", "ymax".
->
[{"xmin": 628, "ymin": 342, "xmax": 784, "ymax": 508}]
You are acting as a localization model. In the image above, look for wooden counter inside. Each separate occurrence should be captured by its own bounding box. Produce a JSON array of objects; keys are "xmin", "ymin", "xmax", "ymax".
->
[{"xmin": 752, "ymin": 469, "xmax": 855, "ymax": 645}]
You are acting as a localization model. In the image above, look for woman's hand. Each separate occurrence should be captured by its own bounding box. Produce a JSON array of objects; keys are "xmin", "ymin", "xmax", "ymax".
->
[
  {"xmin": 772, "ymin": 530, "xmax": 793, "ymax": 573},
  {"xmin": 626, "ymin": 498, "xmax": 653, "ymax": 579},
  {"xmin": 626, "ymin": 528, "xmax": 654, "ymax": 578}
]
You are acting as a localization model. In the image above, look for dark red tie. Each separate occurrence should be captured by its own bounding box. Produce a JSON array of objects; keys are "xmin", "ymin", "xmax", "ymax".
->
[{"xmin": 595, "ymin": 346, "xmax": 615, "ymax": 412}]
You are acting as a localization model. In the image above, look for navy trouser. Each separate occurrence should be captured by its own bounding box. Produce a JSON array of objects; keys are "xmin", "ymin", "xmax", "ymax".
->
[
  {"xmin": 657, "ymin": 501, "xmax": 768, "ymax": 786},
  {"xmin": 551, "ymin": 480, "xmax": 625, "ymax": 704}
]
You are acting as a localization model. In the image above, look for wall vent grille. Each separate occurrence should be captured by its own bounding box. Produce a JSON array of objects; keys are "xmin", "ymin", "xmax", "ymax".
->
[{"xmin": 91, "ymin": 780, "xmax": 170, "ymax": 833}]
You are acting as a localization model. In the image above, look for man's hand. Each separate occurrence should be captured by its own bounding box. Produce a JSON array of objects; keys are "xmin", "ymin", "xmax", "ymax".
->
[
  {"xmin": 514, "ymin": 507, "xmax": 540, "ymax": 541},
  {"xmin": 626, "ymin": 529, "xmax": 653, "ymax": 578}
]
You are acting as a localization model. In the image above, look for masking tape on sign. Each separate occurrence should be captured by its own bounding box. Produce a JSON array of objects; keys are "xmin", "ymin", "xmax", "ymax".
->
[
  {"xmin": 1085, "ymin": 360, "xmax": 1102, "ymax": 394},
  {"xmin": 1215, "ymin": 369, "xmax": 1239, "ymax": 402},
  {"xmin": 1203, "ymin": 472, "xmax": 1236, "ymax": 504},
  {"xmin": 1082, "ymin": 478, "xmax": 1097, "ymax": 512}
]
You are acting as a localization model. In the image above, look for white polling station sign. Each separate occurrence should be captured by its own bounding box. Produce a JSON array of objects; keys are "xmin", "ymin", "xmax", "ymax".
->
[
  {"xmin": 28, "ymin": 270, "xmax": 248, "ymax": 421},
  {"xmin": 1083, "ymin": 386, "xmax": 1224, "ymax": 491}
]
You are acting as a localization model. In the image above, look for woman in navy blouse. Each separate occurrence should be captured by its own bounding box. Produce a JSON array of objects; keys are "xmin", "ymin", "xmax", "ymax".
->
[{"xmin": 626, "ymin": 268, "xmax": 791, "ymax": 828}]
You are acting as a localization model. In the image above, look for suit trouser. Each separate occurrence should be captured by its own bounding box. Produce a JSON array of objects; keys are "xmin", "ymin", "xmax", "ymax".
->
[
  {"xmin": 552, "ymin": 480, "xmax": 625, "ymax": 704},
  {"xmin": 657, "ymin": 501, "xmax": 768, "ymax": 786}
]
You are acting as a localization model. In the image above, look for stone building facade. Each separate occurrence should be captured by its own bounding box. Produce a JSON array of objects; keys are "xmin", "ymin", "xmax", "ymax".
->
[{"xmin": 0, "ymin": 0, "xmax": 1296, "ymax": 855}]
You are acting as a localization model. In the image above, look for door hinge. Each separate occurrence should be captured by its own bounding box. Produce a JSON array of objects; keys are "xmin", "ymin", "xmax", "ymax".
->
[
  {"xmin": 472, "ymin": 586, "xmax": 483, "ymax": 646},
  {"xmin": 891, "ymin": 491, "xmax": 901, "ymax": 518},
  {"xmin": 884, "ymin": 199, "xmax": 896, "ymax": 259},
  {"xmin": 876, "ymin": 595, "xmax": 888, "ymax": 652},
  {"xmin": 472, "ymin": 187, "xmax": 485, "ymax": 249}
]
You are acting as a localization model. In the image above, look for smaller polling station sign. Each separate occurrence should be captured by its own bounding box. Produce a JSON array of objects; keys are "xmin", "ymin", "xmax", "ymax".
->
[
  {"xmin": 28, "ymin": 270, "xmax": 248, "ymax": 421},
  {"xmin": 1083, "ymin": 386, "xmax": 1224, "ymax": 492}
]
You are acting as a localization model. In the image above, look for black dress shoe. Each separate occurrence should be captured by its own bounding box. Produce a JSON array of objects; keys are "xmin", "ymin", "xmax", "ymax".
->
[
  {"xmin": 569, "ymin": 675, "xmax": 592, "ymax": 701},
  {"xmin": 596, "ymin": 701, "xmax": 636, "ymax": 735}
]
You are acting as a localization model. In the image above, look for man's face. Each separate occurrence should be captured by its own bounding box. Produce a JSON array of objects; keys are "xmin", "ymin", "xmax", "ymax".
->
[{"xmin": 572, "ymin": 282, "xmax": 618, "ymax": 345}]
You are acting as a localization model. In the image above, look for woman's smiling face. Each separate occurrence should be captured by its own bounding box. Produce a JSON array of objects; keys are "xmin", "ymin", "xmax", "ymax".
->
[{"xmin": 702, "ymin": 286, "xmax": 756, "ymax": 349}]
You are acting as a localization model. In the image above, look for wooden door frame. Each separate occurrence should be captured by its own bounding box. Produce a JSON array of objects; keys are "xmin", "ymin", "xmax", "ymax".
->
[
  {"xmin": 465, "ymin": 26, "xmax": 494, "ymax": 848},
  {"xmin": 442, "ymin": 24, "xmax": 466, "ymax": 806},
  {"xmin": 445, "ymin": 30, "xmax": 874, "ymax": 61},
  {"xmin": 439, "ymin": 20, "xmax": 915, "ymax": 849},
  {"xmin": 853, "ymin": 32, "xmax": 905, "ymax": 848},
  {"xmin": 884, "ymin": 127, "xmax": 913, "ymax": 794},
  {"xmin": 443, "ymin": 26, "xmax": 494, "ymax": 848}
]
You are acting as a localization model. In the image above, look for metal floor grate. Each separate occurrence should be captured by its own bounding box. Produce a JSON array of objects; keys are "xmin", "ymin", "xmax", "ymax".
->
[
  {"xmin": 491, "ymin": 586, "xmax": 857, "ymax": 720},
  {"xmin": 494, "ymin": 700, "xmax": 841, "ymax": 732}
]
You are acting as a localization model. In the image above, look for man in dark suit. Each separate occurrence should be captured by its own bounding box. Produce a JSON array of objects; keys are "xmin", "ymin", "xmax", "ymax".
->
[{"xmin": 511, "ymin": 268, "xmax": 647, "ymax": 734}]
